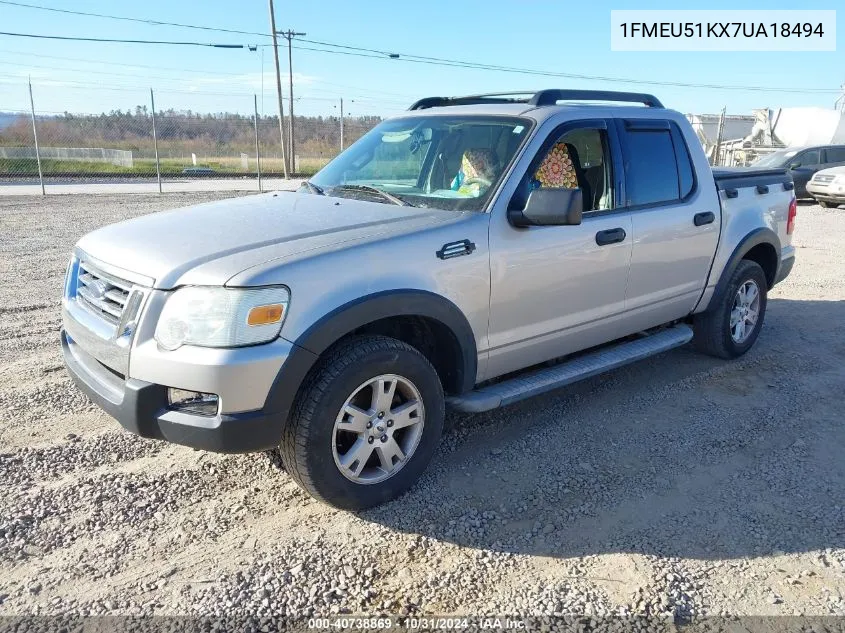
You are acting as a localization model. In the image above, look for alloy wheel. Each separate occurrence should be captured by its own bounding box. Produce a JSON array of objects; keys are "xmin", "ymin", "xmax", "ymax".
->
[
  {"xmin": 331, "ymin": 374, "xmax": 425, "ymax": 484},
  {"xmin": 730, "ymin": 280, "xmax": 761, "ymax": 343}
]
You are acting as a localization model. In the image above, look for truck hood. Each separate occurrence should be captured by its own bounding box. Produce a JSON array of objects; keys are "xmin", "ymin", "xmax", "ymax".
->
[{"xmin": 76, "ymin": 192, "xmax": 464, "ymax": 289}]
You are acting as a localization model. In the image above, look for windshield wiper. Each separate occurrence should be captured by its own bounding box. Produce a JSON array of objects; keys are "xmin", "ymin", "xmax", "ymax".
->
[
  {"xmin": 331, "ymin": 184, "xmax": 413, "ymax": 207},
  {"xmin": 302, "ymin": 180, "xmax": 325, "ymax": 195}
]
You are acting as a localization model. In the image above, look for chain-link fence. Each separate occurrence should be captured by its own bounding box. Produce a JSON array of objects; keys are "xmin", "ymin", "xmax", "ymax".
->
[{"xmin": 0, "ymin": 81, "xmax": 400, "ymax": 193}]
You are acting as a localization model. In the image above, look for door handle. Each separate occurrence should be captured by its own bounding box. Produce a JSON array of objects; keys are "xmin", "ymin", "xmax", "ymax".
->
[
  {"xmin": 595, "ymin": 228, "xmax": 626, "ymax": 246},
  {"xmin": 694, "ymin": 212, "xmax": 715, "ymax": 226}
]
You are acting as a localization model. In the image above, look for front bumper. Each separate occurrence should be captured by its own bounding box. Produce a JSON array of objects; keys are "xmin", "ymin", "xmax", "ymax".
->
[
  {"xmin": 807, "ymin": 182, "xmax": 845, "ymax": 203},
  {"xmin": 62, "ymin": 329, "xmax": 287, "ymax": 453}
]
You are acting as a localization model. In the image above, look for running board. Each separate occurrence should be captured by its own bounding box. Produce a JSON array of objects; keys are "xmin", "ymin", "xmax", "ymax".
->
[{"xmin": 447, "ymin": 324, "xmax": 693, "ymax": 413}]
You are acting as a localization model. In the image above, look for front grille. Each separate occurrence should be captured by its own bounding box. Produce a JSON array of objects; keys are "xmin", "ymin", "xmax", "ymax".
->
[
  {"xmin": 814, "ymin": 174, "xmax": 835, "ymax": 184},
  {"xmin": 76, "ymin": 260, "xmax": 132, "ymax": 326}
]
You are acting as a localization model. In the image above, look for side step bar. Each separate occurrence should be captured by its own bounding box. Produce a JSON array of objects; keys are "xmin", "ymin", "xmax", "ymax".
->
[{"xmin": 447, "ymin": 325, "xmax": 694, "ymax": 413}]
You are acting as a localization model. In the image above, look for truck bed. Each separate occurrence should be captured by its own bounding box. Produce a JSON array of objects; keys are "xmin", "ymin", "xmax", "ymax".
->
[{"xmin": 712, "ymin": 166, "xmax": 791, "ymax": 191}]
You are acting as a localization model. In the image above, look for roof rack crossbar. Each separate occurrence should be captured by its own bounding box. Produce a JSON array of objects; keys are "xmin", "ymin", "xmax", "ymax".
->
[
  {"xmin": 528, "ymin": 89, "xmax": 663, "ymax": 108},
  {"xmin": 408, "ymin": 93, "xmax": 532, "ymax": 110},
  {"xmin": 408, "ymin": 89, "xmax": 664, "ymax": 110}
]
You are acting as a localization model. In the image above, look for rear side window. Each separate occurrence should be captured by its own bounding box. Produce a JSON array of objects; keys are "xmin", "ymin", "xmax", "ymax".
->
[
  {"xmin": 825, "ymin": 147, "xmax": 845, "ymax": 163},
  {"xmin": 672, "ymin": 128, "xmax": 695, "ymax": 198},
  {"xmin": 619, "ymin": 120, "xmax": 695, "ymax": 207}
]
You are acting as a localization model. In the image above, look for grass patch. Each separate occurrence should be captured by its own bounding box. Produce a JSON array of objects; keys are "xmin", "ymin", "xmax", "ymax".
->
[{"xmin": 0, "ymin": 156, "xmax": 330, "ymax": 177}]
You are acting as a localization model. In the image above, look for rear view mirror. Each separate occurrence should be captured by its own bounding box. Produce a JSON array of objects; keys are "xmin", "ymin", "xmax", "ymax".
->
[
  {"xmin": 508, "ymin": 188, "xmax": 583, "ymax": 228},
  {"xmin": 788, "ymin": 162, "xmax": 801, "ymax": 170}
]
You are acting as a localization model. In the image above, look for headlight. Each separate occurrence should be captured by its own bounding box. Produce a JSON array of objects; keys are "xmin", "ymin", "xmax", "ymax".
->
[{"xmin": 155, "ymin": 286, "xmax": 289, "ymax": 351}]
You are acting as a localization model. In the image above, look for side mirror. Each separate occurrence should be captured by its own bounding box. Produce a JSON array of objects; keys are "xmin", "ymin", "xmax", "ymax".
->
[
  {"xmin": 788, "ymin": 162, "xmax": 801, "ymax": 170},
  {"xmin": 508, "ymin": 187, "xmax": 583, "ymax": 228}
]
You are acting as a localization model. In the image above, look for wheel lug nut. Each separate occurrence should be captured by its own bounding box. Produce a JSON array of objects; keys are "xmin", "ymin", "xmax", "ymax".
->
[
  {"xmin": 377, "ymin": 412, "xmax": 385, "ymax": 419},
  {"xmin": 387, "ymin": 420, "xmax": 393, "ymax": 427},
  {"xmin": 366, "ymin": 422, "xmax": 372, "ymax": 429},
  {"xmin": 368, "ymin": 437, "xmax": 374, "ymax": 444},
  {"xmin": 380, "ymin": 435, "xmax": 387, "ymax": 442}
]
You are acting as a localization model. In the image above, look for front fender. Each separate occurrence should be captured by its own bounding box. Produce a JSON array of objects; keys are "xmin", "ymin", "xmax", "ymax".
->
[
  {"xmin": 261, "ymin": 290, "xmax": 478, "ymax": 425},
  {"xmin": 294, "ymin": 289, "xmax": 477, "ymax": 390}
]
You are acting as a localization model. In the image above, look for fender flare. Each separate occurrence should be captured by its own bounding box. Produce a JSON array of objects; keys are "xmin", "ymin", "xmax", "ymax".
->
[
  {"xmin": 707, "ymin": 227, "xmax": 780, "ymax": 311},
  {"xmin": 262, "ymin": 290, "xmax": 478, "ymax": 425}
]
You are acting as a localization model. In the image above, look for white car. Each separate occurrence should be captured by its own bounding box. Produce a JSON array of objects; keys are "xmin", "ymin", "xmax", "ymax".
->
[{"xmin": 807, "ymin": 166, "xmax": 845, "ymax": 208}]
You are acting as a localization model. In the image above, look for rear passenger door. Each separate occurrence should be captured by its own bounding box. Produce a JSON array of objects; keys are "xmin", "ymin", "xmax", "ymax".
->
[{"xmin": 616, "ymin": 118, "xmax": 720, "ymax": 330}]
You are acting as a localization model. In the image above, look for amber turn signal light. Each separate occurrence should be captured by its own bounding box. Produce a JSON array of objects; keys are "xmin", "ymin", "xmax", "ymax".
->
[{"xmin": 247, "ymin": 304, "xmax": 284, "ymax": 326}]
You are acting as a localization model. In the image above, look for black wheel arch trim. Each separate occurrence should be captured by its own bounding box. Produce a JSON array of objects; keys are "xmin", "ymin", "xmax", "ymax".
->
[
  {"xmin": 262, "ymin": 290, "xmax": 478, "ymax": 426},
  {"xmin": 706, "ymin": 227, "xmax": 781, "ymax": 312}
]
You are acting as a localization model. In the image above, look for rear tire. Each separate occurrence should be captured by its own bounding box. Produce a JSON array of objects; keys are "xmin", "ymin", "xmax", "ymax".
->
[
  {"xmin": 280, "ymin": 335, "xmax": 445, "ymax": 510},
  {"xmin": 693, "ymin": 260, "xmax": 768, "ymax": 360}
]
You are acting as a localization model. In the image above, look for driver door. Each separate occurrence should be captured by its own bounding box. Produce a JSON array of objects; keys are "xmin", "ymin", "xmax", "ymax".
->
[
  {"xmin": 485, "ymin": 118, "xmax": 633, "ymax": 380},
  {"xmin": 788, "ymin": 148, "xmax": 821, "ymax": 197}
]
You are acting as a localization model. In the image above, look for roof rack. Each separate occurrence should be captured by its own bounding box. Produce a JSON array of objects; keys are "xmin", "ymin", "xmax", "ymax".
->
[{"xmin": 408, "ymin": 89, "xmax": 664, "ymax": 110}]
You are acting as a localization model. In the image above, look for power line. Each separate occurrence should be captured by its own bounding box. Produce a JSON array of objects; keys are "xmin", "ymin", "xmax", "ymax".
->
[
  {"xmin": 0, "ymin": 31, "xmax": 246, "ymax": 48},
  {"xmin": 0, "ymin": 1, "xmax": 270, "ymax": 38},
  {"xmin": 0, "ymin": 60, "xmax": 250, "ymax": 85},
  {"xmin": 0, "ymin": 47, "xmax": 252, "ymax": 76},
  {"xmin": 288, "ymin": 39, "xmax": 839, "ymax": 95},
  {"xmin": 0, "ymin": 49, "xmax": 418, "ymax": 101},
  {"xmin": 0, "ymin": 3, "xmax": 837, "ymax": 97},
  {"xmin": 0, "ymin": 65, "xmax": 412, "ymax": 106}
]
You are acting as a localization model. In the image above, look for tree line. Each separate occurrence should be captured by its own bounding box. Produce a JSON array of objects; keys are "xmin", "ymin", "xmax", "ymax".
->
[{"xmin": 0, "ymin": 107, "xmax": 383, "ymax": 158}]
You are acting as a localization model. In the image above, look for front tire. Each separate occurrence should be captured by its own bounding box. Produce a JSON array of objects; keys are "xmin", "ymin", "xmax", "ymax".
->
[
  {"xmin": 280, "ymin": 335, "xmax": 445, "ymax": 510},
  {"xmin": 693, "ymin": 260, "xmax": 768, "ymax": 359},
  {"xmin": 818, "ymin": 200, "xmax": 836, "ymax": 209}
]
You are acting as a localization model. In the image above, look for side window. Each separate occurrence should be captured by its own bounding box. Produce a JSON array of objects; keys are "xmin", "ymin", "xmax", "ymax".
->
[
  {"xmin": 824, "ymin": 147, "xmax": 845, "ymax": 164},
  {"xmin": 670, "ymin": 125, "xmax": 695, "ymax": 199},
  {"xmin": 620, "ymin": 124, "xmax": 679, "ymax": 206},
  {"xmin": 793, "ymin": 149, "xmax": 820, "ymax": 168},
  {"xmin": 525, "ymin": 127, "xmax": 613, "ymax": 212}
]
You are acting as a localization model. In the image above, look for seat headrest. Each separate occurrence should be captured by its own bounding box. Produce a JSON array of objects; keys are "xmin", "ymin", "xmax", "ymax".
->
[{"xmin": 459, "ymin": 149, "xmax": 499, "ymax": 182}]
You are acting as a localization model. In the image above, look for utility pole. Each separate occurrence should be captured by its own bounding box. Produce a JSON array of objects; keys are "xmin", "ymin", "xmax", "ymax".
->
[
  {"xmin": 267, "ymin": 0, "xmax": 289, "ymax": 178},
  {"xmin": 150, "ymin": 88, "xmax": 161, "ymax": 194},
  {"xmin": 280, "ymin": 29, "xmax": 305, "ymax": 173},
  {"xmin": 335, "ymin": 98, "xmax": 353, "ymax": 152},
  {"xmin": 713, "ymin": 107, "xmax": 726, "ymax": 167},
  {"xmin": 837, "ymin": 82, "xmax": 845, "ymax": 112},
  {"xmin": 254, "ymin": 94, "xmax": 262, "ymax": 192},
  {"xmin": 27, "ymin": 78, "xmax": 44, "ymax": 196}
]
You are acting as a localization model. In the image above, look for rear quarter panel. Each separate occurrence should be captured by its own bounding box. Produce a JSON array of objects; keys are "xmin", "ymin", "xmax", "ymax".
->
[{"xmin": 694, "ymin": 183, "xmax": 793, "ymax": 312}]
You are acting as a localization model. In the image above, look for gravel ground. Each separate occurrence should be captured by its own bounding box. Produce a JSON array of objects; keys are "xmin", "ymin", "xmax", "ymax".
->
[{"xmin": 1, "ymin": 194, "xmax": 844, "ymax": 626}]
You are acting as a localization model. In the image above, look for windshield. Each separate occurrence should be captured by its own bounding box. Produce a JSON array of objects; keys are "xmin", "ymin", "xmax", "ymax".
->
[
  {"xmin": 752, "ymin": 149, "xmax": 798, "ymax": 168},
  {"xmin": 308, "ymin": 115, "xmax": 533, "ymax": 211}
]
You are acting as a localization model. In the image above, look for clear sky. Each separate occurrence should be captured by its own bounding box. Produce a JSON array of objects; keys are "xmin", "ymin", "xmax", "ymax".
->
[{"xmin": 0, "ymin": 0, "xmax": 842, "ymax": 119}]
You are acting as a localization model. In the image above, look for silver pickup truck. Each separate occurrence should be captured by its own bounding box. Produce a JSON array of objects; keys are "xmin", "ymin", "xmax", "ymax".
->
[{"xmin": 62, "ymin": 90, "xmax": 796, "ymax": 509}]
